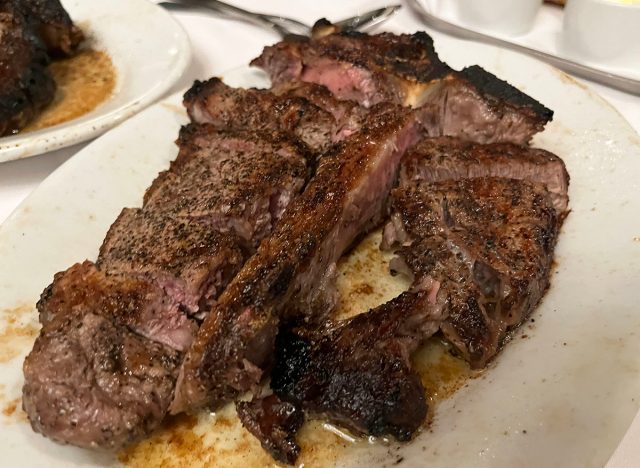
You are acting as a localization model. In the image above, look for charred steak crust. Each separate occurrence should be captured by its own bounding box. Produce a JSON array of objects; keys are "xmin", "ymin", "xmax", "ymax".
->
[
  {"xmin": 236, "ymin": 394, "xmax": 304, "ymax": 465},
  {"xmin": 15, "ymin": 0, "xmax": 84, "ymax": 56},
  {"xmin": 0, "ymin": 1, "xmax": 55, "ymax": 136},
  {"xmin": 272, "ymin": 291, "xmax": 440, "ymax": 444},
  {"xmin": 170, "ymin": 103, "xmax": 423, "ymax": 414},
  {"xmin": 459, "ymin": 66, "xmax": 552, "ymax": 123}
]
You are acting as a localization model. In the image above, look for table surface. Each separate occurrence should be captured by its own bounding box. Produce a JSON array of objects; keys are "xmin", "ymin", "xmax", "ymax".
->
[{"xmin": 0, "ymin": 1, "xmax": 638, "ymax": 464}]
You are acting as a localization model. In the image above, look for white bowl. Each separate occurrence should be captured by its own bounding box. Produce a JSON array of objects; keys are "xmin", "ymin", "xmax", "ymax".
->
[
  {"xmin": 452, "ymin": 0, "xmax": 543, "ymax": 36},
  {"xmin": 562, "ymin": 0, "xmax": 640, "ymax": 66}
]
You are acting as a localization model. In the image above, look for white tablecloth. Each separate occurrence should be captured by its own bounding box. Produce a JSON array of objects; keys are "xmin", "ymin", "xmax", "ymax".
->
[{"xmin": 0, "ymin": 1, "xmax": 638, "ymax": 465}]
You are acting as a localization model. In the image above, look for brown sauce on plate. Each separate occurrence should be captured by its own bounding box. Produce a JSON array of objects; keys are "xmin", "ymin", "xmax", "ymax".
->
[{"xmin": 22, "ymin": 49, "xmax": 116, "ymax": 133}]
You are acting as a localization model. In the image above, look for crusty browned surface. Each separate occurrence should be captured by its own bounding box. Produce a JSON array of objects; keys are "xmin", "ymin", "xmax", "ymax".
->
[
  {"xmin": 184, "ymin": 78, "xmax": 338, "ymax": 152},
  {"xmin": 0, "ymin": 1, "xmax": 55, "ymax": 136},
  {"xmin": 387, "ymin": 178, "xmax": 560, "ymax": 368},
  {"xmin": 170, "ymin": 103, "xmax": 423, "ymax": 414},
  {"xmin": 271, "ymin": 291, "xmax": 438, "ymax": 449},
  {"xmin": 17, "ymin": 0, "xmax": 83, "ymax": 56},
  {"xmin": 98, "ymin": 208, "xmax": 246, "ymax": 319},
  {"xmin": 144, "ymin": 126, "xmax": 309, "ymax": 247},
  {"xmin": 236, "ymin": 394, "xmax": 304, "ymax": 465},
  {"xmin": 400, "ymin": 137, "xmax": 569, "ymax": 214}
]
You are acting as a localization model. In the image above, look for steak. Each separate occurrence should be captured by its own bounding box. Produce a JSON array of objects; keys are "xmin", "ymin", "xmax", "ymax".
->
[
  {"xmin": 252, "ymin": 31, "xmax": 552, "ymax": 144},
  {"xmin": 144, "ymin": 126, "xmax": 309, "ymax": 247},
  {"xmin": 384, "ymin": 178, "xmax": 560, "ymax": 368},
  {"xmin": 184, "ymin": 78, "xmax": 352, "ymax": 152},
  {"xmin": 98, "ymin": 209, "xmax": 246, "ymax": 321},
  {"xmin": 23, "ymin": 125, "xmax": 311, "ymax": 448},
  {"xmin": 23, "ymin": 308, "xmax": 181, "ymax": 450},
  {"xmin": 0, "ymin": 0, "xmax": 55, "ymax": 136},
  {"xmin": 419, "ymin": 66, "xmax": 553, "ymax": 144},
  {"xmin": 16, "ymin": 0, "xmax": 83, "ymax": 56},
  {"xmin": 236, "ymin": 394, "xmax": 304, "ymax": 465},
  {"xmin": 271, "ymin": 291, "xmax": 441, "ymax": 447},
  {"xmin": 252, "ymin": 31, "xmax": 449, "ymax": 108},
  {"xmin": 37, "ymin": 261, "xmax": 197, "ymax": 351},
  {"xmin": 400, "ymin": 137, "xmax": 570, "ymax": 215},
  {"xmin": 170, "ymin": 103, "xmax": 424, "ymax": 414}
]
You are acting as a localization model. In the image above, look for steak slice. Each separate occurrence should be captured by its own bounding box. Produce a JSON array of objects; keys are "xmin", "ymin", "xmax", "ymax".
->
[
  {"xmin": 170, "ymin": 103, "xmax": 423, "ymax": 414},
  {"xmin": 400, "ymin": 137, "xmax": 570, "ymax": 215},
  {"xmin": 236, "ymin": 394, "xmax": 304, "ymax": 465},
  {"xmin": 184, "ymin": 78, "xmax": 339, "ymax": 152},
  {"xmin": 384, "ymin": 178, "xmax": 560, "ymax": 368},
  {"xmin": 271, "ymin": 291, "xmax": 441, "ymax": 447},
  {"xmin": 36, "ymin": 261, "xmax": 196, "ymax": 352},
  {"xmin": 23, "ymin": 308, "xmax": 181, "ymax": 449},
  {"xmin": 252, "ymin": 31, "xmax": 449, "ymax": 108},
  {"xmin": 97, "ymin": 208, "xmax": 246, "ymax": 319},
  {"xmin": 252, "ymin": 31, "xmax": 552, "ymax": 144},
  {"xmin": 143, "ymin": 126, "xmax": 309, "ymax": 248},
  {"xmin": 419, "ymin": 66, "xmax": 553, "ymax": 144},
  {"xmin": 0, "ymin": 1, "xmax": 55, "ymax": 135},
  {"xmin": 15, "ymin": 0, "xmax": 83, "ymax": 56}
]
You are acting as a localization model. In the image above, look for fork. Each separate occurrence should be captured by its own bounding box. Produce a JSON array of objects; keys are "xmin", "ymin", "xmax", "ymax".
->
[{"xmin": 160, "ymin": 0, "xmax": 401, "ymax": 37}]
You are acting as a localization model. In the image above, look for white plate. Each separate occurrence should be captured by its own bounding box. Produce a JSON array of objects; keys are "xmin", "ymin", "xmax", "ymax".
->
[
  {"xmin": 416, "ymin": 0, "xmax": 640, "ymax": 83},
  {"xmin": 0, "ymin": 0, "xmax": 190, "ymax": 164},
  {"xmin": 1, "ymin": 36, "xmax": 640, "ymax": 467}
]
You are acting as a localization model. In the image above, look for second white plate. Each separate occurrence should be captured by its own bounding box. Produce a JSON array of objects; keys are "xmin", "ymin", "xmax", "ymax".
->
[{"xmin": 0, "ymin": 0, "xmax": 191, "ymax": 164}]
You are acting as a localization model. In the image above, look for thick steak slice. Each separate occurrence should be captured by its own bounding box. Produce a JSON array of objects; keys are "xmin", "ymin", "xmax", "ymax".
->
[
  {"xmin": 252, "ymin": 32, "xmax": 552, "ymax": 144},
  {"xmin": 0, "ymin": 1, "xmax": 55, "ymax": 135},
  {"xmin": 143, "ymin": 126, "xmax": 309, "ymax": 248},
  {"xmin": 98, "ymin": 209, "xmax": 246, "ymax": 319},
  {"xmin": 271, "ymin": 291, "xmax": 441, "ymax": 447},
  {"xmin": 385, "ymin": 178, "xmax": 560, "ymax": 368},
  {"xmin": 184, "ymin": 78, "xmax": 338, "ymax": 152},
  {"xmin": 251, "ymin": 31, "xmax": 449, "ymax": 108},
  {"xmin": 400, "ymin": 137, "xmax": 570, "ymax": 214},
  {"xmin": 23, "ymin": 309, "xmax": 180, "ymax": 449},
  {"xmin": 36, "ymin": 261, "xmax": 196, "ymax": 351},
  {"xmin": 16, "ymin": 0, "xmax": 83, "ymax": 56},
  {"xmin": 419, "ymin": 66, "xmax": 553, "ymax": 144},
  {"xmin": 236, "ymin": 394, "xmax": 304, "ymax": 465},
  {"xmin": 170, "ymin": 103, "xmax": 423, "ymax": 414}
]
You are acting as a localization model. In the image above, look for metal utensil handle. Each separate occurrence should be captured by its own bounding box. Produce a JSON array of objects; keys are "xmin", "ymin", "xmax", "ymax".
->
[
  {"xmin": 333, "ymin": 5, "xmax": 401, "ymax": 32},
  {"xmin": 407, "ymin": 0, "xmax": 640, "ymax": 95}
]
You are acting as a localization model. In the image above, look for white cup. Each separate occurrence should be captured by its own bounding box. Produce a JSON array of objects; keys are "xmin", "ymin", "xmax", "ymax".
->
[
  {"xmin": 453, "ymin": 0, "xmax": 543, "ymax": 36},
  {"xmin": 562, "ymin": 0, "xmax": 640, "ymax": 66}
]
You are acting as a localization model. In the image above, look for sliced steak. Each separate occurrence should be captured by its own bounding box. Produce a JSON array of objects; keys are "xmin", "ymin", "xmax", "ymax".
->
[
  {"xmin": 0, "ymin": 1, "xmax": 55, "ymax": 135},
  {"xmin": 252, "ymin": 31, "xmax": 552, "ymax": 144},
  {"xmin": 170, "ymin": 103, "xmax": 423, "ymax": 414},
  {"xmin": 98, "ymin": 208, "xmax": 246, "ymax": 319},
  {"xmin": 419, "ymin": 66, "xmax": 553, "ymax": 144},
  {"xmin": 385, "ymin": 178, "xmax": 560, "ymax": 368},
  {"xmin": 16, "ymin": 0, "xmax": 83, "ymax": 56},
  {"xmin": 23, "ymin": 309, "xmax": 180, "ymax": 449},
  {"xmin": 251, "ymin": 31, "xmax": 449, "ymax": 108},
  {"xmin": 400, "ymin": 137, "xmax": 570, "ymax": 214},
  {"xmin": 236, "ymin": 394, "xmax": 304, "ymax": 465},
  {"xmin": 143, "ymin": 126, "xmax": 309, "ymax": 248},
  {"xmin": 272, "ymin": 291, "xmax": 440, "ymax": 447},
  {"xmin": 36, "ymin": 261, "xmax": 196, "ymax": 352},
  {"xmin": 184, "ymin": 78, "xmax": 337, "ymax": 152}
]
